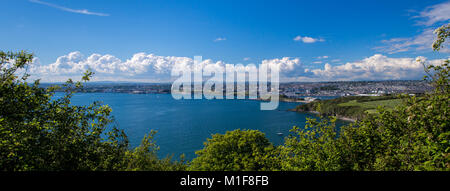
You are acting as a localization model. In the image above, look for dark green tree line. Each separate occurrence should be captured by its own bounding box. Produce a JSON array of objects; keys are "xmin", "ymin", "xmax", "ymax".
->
[
  {"xmin": 277, "ymin": 24, "xmax": 449, "ymax": 171},
  {"xmin": 0, "ymin": 51, "xmax": 185, "ymax": 171}
]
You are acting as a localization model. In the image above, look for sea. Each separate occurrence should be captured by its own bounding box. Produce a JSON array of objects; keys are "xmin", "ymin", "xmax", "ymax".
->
[{"xmin": 57, "ymin": 93, "xmax": 346, "ymax": 160}]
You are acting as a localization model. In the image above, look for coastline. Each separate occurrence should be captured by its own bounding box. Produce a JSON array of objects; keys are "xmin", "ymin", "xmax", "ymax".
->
[
  {"xmin": 258, "ymin": 98, "xmax": 313, "ymax": 103},
  {"xmin": 293, "ymin": 110, "xmax": 357, "ymax": 122}
]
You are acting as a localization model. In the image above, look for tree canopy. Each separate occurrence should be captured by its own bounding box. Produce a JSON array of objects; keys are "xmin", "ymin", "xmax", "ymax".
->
[
  {"xmin": 189, "ymin": 129, "xmax": 279, "ymax": 171},
  {"xmin": 0, "ymin": 51, "xmax": 185, "ymax": 171}
]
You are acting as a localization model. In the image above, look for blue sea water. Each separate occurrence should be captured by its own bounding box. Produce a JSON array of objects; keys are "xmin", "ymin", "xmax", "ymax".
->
[{"xmin": 59, "ymin": 93, "xmax": 346, "ymax": 160}]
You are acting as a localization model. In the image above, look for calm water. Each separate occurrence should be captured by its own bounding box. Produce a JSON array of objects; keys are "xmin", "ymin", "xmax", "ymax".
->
[{"xmin": 59, "ymin": 93, "xmax": 346, "ymax": 160}]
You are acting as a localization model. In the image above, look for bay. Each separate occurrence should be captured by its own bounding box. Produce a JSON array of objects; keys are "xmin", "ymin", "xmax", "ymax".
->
[{"xmin": 59, "ymin": 93, "xmax": 346, "ymax": 160}]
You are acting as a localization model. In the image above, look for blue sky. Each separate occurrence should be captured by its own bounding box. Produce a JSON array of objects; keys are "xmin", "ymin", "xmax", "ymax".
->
[{"xmin": 1, "ymin": 0, "xmax": 449, "ymax": 82}]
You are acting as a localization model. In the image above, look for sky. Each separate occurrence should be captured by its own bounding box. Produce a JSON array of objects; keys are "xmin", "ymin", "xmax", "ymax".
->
[{"xmin": 1, "ymin": 0, "xmax": 449, "ymax": 82}]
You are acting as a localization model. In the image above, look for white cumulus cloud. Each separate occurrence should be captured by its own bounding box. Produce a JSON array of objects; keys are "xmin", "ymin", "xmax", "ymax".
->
[
  {"xmin": 29, "ymin": 52, "xmax": 306, "ymax": 82},
  {"xmin": 27, "ymin": 52, "xmax": 446, "ymax": 82},
  {"xmin": 309, "ymin": 54, "xmax": 445, "ymax": 81}
]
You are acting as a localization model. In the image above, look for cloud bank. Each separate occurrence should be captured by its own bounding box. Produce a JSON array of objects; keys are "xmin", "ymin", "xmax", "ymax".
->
[
  {"xmin": 24, "ymin": 52, "xmax": 446, "ymax": 83},
  {"xmin": 305, "ymin": 54, "xmax": 445, "ymax": 81}
]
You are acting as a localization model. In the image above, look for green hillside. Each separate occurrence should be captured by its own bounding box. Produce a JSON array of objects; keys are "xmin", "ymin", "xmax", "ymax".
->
[{"xmin": 291, "ymin": 95, "xmax": 405, "ymax": 121}]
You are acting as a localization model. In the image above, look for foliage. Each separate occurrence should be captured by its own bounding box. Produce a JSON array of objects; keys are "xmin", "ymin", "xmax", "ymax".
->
[
  {"xmin": 432, "ymin": 23, "xmax": 449, "ymax": 51},
  {"xmin": 121, "ymin": 130, "xmax": 187, "ymax": 171},
  {"xmin": 0, "ymin": 51, "xmax": 185, "ymax": 171},
  {"xmin": 279, "ymin": 117, "xmax": 346, "ymax": 170},
  {"xmin": 280, "ymin": 24, "xmax": 450, "ymax": 171},
  {"xmin": 189, "ymin": 129, "xmax": 280, "ymax": 171},
  {"xmin": 281, "ymin": 62, "xmax": 448, "ymax": 170}
]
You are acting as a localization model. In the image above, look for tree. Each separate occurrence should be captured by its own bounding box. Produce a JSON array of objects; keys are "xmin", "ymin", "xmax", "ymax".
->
[
  {"xmin": 121, "ymin": 130, "xmax": 187, "ymax": 171},
  {"xmin": 0, "ymin": 51, "xmax": 126, "ymax": 170},
  {"xmin": 189, "ymin": 129, "xmax": 280, "ymax": 171},
  {"xmin": 280, "ymin": 24, "xmax": 449, "ymax": 171},
  {"xmin": 279, "ymin": 117, "xmax": 347, "ymax": 170},
  {"xmin": 432, "ymin": 23, "xmax": 449, "ymax": 52},
  {"xmin": 0, "ymin": 51, "xmax": 185, "ymax": 171}
]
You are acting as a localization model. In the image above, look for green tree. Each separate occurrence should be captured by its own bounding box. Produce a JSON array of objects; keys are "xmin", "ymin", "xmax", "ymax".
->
[
  {"xmin": 432, "ymin": 23, "xmax": 449, "ymax": 52},
  {"xmin": 280, "ymin": 23, "xmax": 449, "ymax": 171},
  {"xmin": 341, "ymin": 24, "xmax": 449, "ymax": 171},
  {"xmin": 121, "ymin": 130, "xmax": 186, "ymax": 171},
  {"xmin": 0, "ymin": 51, "xmax": 127, "ymax": 170},
  {"xmin": 189, "ymin": 129, "xmax": 280, "ymax": 171},
  {"xmin": 279, "ymin": 117, "xmax": 348, "ymax": 170},
  {"xmin": 0, "ymin": 51, "xmax": 185, "ymax": 171}
]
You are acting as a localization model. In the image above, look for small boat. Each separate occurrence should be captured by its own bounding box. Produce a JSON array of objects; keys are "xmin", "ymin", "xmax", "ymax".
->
[{"xmin": 276, "ymin": 132, "xmax": 283, "ymax": 136}]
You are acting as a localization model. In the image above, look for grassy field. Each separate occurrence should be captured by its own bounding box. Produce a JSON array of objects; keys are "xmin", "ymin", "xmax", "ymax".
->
[
  {"xmin": 292, "ymin": 95, "xmax": 405, "ymax": 120},
  {"xmin": 338, "ymin": 98, "xmax": 403, "ymax": 114}
]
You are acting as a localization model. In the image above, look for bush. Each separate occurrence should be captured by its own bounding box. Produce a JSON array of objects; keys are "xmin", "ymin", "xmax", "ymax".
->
[
  {"xmin": 189, "ymin": 129, "xmax": 280, "ymax": 171},
  {"xmin": 279, "ymin": 27, "xmax": 450, "ymax": 170},
  {"xmin": 0, "ymin": 51, "xmax": 185, "ymax": 171}
]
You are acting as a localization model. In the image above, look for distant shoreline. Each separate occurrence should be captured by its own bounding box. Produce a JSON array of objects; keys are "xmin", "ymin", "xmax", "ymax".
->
[
  {"xmin": 55, "ymin": 91, "xmax": 356, "ymax": 121},
  {"xmin": 54, "ymin": 90, "xmax": 320, "ymax": 103},
  {"xmin": 293, "ymin": 110, "xmax": 357, "ymax": 122}
]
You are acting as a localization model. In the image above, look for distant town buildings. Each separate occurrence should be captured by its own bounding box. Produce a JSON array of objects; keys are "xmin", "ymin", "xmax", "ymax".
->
[
  {"xmin": 41, "ymin": 80, "xmax": 433, "ymax": 98},
  {"xmin": 279, "ymin": 81, "xmax": 432, "ymax": 98}
]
